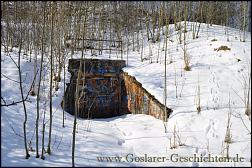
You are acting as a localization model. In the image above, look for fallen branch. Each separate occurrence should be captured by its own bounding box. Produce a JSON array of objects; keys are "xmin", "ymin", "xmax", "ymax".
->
[
  {"xmin": 1, "ymin": 69, "xmax": 39, "ymax": 107},
  {"xmin": 1, "ymin": 99, "xmax": 28, "ymax": 107},
  {"xmin": 1, "ymin": 73, "xmax": 20, "ymax": 83}
]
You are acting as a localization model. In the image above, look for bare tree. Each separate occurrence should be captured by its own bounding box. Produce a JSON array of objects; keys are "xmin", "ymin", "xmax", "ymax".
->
[
  {"xmin": 225, "ymin": 2, "xmax": 230, "ymax": 42},
  {"xmin": 196, "ymin": 72, "xmax": 201, "ymax": 113},
  {"xmin": 233, "ymin": 63, "xmax": 251, "ymax": 120},
  {"xmin": 195, "ymin": 1, "xmax": 203, "ymax": 39},
  {"xmin": 241, "ymin": 1, "xmax": 248, "ymax": 42},
  {"xmin": 36, "ymin": 2, "xmax": 47, "ymax": 159},
  {"xmin": 177, "ymin": 1, "xmax": 182, "ymax": 44},
  {"xmin": 62, "ymin": 55, "xmax": 66, "ymax": 128},
  {"xmin": 72, "ymin": 3, "xmax": 89, "ymax": 167},
  {"xmin": 224, "ymin": 95, "xmax": 233, "ymax": 158},
  {"xmin": 15, "ymin": 4, "xmax": 30, "ymax": 158},
  {"xmin": 18, "ymin": 43, "xmax": 30, "ymax": 159},
  {"xmin": 163, "ymin": 12, "xmax": 169, "ymax": 133},
  {"xmin": 244, "ymin": 66, "xmax": 251, "ymax": 120},
  {"xmin": 170, "ymin": 125, "xmax": 178, "ymax": 149},
  {"xmin": 47, "ymin": 1, "xmax": 55, "ymax": 155},
  {"xmin": 183, "ymin": 2, "xmax": 191, "ymax": 71}
]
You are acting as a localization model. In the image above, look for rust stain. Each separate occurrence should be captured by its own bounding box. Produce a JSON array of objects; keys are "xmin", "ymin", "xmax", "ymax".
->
[{"xmin": 122, "ymin": 72, "xmax": 172, "ymax": 121}]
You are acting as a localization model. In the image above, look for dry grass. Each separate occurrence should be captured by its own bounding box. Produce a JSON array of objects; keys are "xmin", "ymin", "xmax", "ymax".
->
[
  {"xmin": 29, "ymin": 90, "xmax": 36, "ymax": 96},
  {"xmin": 214, "ymin": 45, "xmax": 231, "ymax": 51},
  {"xmin": 197, "ymin": 106, "xmax": 201, "ymax": 113},
  {"xmin": 175, "ymin": 24, "xmax": 182, "ymax": 31},
  {"xmin": 245, "ymin": 108, "xmax": 251, "ymax": 119},
  {"xmin": 184, "ymin": 65, "xmax": 191, "ymax": 71}
]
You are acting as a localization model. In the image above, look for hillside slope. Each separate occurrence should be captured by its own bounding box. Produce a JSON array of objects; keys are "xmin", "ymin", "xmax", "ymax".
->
[{"xmin": 1, "ymin": 22, "xmax": 251, "ymax": 167}]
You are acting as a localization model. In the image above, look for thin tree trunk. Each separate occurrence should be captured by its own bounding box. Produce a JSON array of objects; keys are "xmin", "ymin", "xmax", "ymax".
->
[
  {"xmin": 140, "ymin": 31, "xmax": 144, "ymax": 62},
  {"xmin": 18, "ymin": 28, "xmax": 30, "ymax": 159},
  {"xmin": 72, "ymin": 5, "xmax": 88, "ymax": 167},
  {"xmin": 41, "ymin": 122, "xmax": 45, "ymax": 160},
  {"xmin": 132, "ymin": 32, "xmax": 135, "ymax": 51},
  {"xmin": 63, "ymin": 60, "xmax": 66, "ymax": 127},
  {"xmin": 242, "ymin": 1, "xmax": 247, "ymax": 42},
  {"xmin": 196, "ymin": 2, "xmax": 202, "ymax": 38},
  {"xmin": 163, "ymin": 14, "xmax": 169, "ymax": 133},
  {"xmin": 146, "ymin": 12, "xmax": 150, "ymax": 41},
  {"xmin": 39, "ymin": 2, "xmax": 46, "ymax": 159},
  {"xmin": 47, "ymin": 1, "xmax": 55, "ymax": 155},
  {"xmin": 226, "ymin": 2, "xmax": 229, "ymax": 41},
  {"xmin": 178, "ymin": 1, "xmax": 182, "ymax": 44}
]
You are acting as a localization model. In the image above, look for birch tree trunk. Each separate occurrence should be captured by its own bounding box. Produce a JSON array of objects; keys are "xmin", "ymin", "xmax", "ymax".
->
[{"xmin": 47, "ymin": 1, "xmax": 55, "ymax": 155}]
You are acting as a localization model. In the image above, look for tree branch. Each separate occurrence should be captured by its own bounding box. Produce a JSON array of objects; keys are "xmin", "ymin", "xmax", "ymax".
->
[{"xmin": 1, "ymin": 68, "xmax": 39, "ymax": 107}]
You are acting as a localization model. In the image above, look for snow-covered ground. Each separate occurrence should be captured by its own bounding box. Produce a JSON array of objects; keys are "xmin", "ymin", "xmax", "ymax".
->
[{"xmin": 1, "ymin": 22, "xmax": 251, "ymax": 167}]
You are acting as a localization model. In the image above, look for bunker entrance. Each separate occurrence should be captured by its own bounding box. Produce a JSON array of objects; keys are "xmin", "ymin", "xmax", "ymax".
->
[
  {"xmin": 63, "ymin": 59, "xmax": 172, "ymax": 120},
  {"xmin": 63, "ymin": 59, "xmax": 128, "ymax": 118}
]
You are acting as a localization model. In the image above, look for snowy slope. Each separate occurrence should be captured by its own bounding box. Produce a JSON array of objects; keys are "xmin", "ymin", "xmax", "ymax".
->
[{"xmin": 1, "ymin": 22, "xmax": 251, "ymax": 167}]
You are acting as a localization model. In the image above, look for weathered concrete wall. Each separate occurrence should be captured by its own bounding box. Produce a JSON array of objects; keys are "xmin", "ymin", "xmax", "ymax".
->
[
  {"xmin": 63, "ymin": 59, "xmax": 172, "ymax": 120},
  {"xmin": 122, "ymin": 72, "xmax": 172, "ymax": 121},
  {"xmin": 64, "ymin": 59, "xmax": 128, "ymax": 118}
]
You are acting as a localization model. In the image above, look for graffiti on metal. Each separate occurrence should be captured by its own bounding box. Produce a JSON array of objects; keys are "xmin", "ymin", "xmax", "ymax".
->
[
  {"xmin": 63, "ymin": 59, "xmax": 172, "ymax": 120},
  {"xmin": 64, "ymin": 59, "xmax": 128, "ymax": 118}
]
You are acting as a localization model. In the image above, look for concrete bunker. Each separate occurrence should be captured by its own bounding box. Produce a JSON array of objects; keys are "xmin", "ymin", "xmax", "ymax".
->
[{"xmin": 63, "ymin": 59, "xmax": 172, "ymax": 120}]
